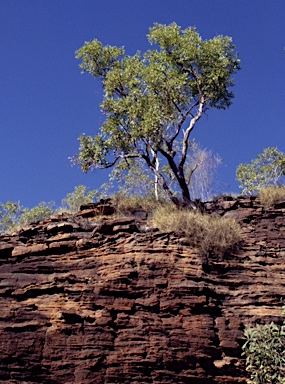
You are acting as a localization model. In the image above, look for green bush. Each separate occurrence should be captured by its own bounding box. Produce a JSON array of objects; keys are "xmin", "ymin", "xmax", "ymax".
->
[{"xmin": 242, "ymin": 307, "xmax": 285, "ymax": 384}]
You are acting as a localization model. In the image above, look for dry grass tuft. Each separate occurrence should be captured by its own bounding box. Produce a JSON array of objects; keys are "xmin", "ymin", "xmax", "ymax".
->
[
  {"xmin": 111, "ymin": 194, "xmax": 163, "ymax": 217},
  {"xmin": 151, "ymin": 206, "xmax": 241, "ymax": 257},
  {"xmin": 259, "ymin": 185, "xmax": 285, "ymax": 207}
]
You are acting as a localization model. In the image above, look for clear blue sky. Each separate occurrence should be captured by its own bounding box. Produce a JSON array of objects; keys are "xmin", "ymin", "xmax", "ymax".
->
[{"xmin": 1, "ymin": 0, "xmax": 284, "ymax": 207}]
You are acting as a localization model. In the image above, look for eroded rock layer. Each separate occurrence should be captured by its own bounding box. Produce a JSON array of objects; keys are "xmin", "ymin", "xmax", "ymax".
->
[{"xmin": 0, "ymin": 196, "xmax": 285, "ymax": 383}]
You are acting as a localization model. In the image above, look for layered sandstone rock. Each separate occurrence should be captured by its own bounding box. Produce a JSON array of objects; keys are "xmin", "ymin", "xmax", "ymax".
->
[{"xmin": 0, "ymin": 196, "xmax": 284, "ymax": 383}]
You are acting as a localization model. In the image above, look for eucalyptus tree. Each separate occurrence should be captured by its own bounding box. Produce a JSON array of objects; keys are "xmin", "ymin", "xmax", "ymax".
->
[
  {"xmin": 0, "ymin": 201, "xmax": 54, "ymax": 233},
  {"xmin": 107, "ymin": 141, "xmax": 222, "ymax": 202},
  {"xmin": 236, "ymin": 147, "xmax": 285, "ymax": 194},
  {"xmin": 19, "ymin": 201, "xmax": 54, "ymax": 226},
  {"xmin": 73, "ymin": 22, "xmax": 240, "ymax": 206},
  {"xmin": 0, "ymin": 201, "xmax": 23, "ymax": 233},
  {"xmin": 61, "ymin": 185, "xmax": 99, "ymax": 213}
]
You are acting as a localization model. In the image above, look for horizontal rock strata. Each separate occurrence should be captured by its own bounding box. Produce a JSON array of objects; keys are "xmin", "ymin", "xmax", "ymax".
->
[{"xmin": 0, "ymin": 196, "xmax": 284, "ymax": 383}]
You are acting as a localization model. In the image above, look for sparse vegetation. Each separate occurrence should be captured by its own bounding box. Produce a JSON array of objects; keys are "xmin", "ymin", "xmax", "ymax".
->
[
  {"xmin": 0, "ymin": 201, "xmax": 55, "ymax": 233},
  {"xmin": 0, "ymin": 185, "xmax": 101, "ymax": 233},
  {"xmin": 259, "ymin": 185, "xmax": 285, "ymax": 207},
  {"xmin": 151, "ymin": 205, "xmax": 241, "ymax": 257},
  {"xmin": 0, "ymin": 188, "xmax": 242, "ymax": 254}
]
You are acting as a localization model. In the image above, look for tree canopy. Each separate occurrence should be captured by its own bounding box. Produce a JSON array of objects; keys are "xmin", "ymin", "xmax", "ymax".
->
[
  {"xmin": 0, "ymin": 201, "xmax": 54, "ymax": 233},
  {"xmin": 61, "ymin": 185, "xmax": 99, "ymax": 213},
  {"xmin": 236, "ymin": 147, "xmax": 285, "ymax": 194},
  {"xmin": 73, "ymin": 22, "xmax": 240, "ymax": 206}
]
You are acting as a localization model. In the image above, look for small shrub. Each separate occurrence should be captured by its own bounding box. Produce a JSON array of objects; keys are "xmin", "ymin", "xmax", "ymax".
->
[
  {"xmin": 242, "ymin": 307, "xmax": 285, "ymax": 384},
  {"xmin": 151, "ymin": 206, "xmax": 241, "ymax": 257},
  {"xmin": 259, "ymin": 185, "xmax": 285, "ymax": 207}
]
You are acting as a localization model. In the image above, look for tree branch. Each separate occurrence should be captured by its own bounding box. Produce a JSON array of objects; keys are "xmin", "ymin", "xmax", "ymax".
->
[
  {"xmin": 179, "ymin": 97, "xmax": 204, "ymax": 171},
  {"xmin": 141, "ymin": 153, "xmax": 180, "ymax": 206}
]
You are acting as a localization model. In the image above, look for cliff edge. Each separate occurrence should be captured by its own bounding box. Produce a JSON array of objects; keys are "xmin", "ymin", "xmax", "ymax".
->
[{"xmin": 0, "ymin": 195, "xmax": 285, "ymax": 383}]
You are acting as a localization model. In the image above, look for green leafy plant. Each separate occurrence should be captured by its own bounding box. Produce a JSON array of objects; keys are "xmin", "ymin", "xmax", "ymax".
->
[
  {"xmin": 236, "ymin": 147, "xmax": 285, "ymax": 194},
  {"xmin": 0, "ymin": 185, "xmax": 114, "ymax": 233},
  {"xmin": 242, "ymin": 307, "xmax": 285, "ymax": 384},
  {"xmin": 72, "ymin": 22, "xmax": 240, "ymax": 206}
]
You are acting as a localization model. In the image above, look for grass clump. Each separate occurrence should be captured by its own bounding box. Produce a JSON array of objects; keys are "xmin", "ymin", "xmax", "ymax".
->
[
  {"xmin": 259, "ymin": 185, "xmax": 285, "ymax": 207},
  {"xmin": 151, "ymin": 206, "xmax": 241, "ymax": 257},
  {"xmin": 111, "ymin": 193, "xmax": 163, "ymax": 217}
]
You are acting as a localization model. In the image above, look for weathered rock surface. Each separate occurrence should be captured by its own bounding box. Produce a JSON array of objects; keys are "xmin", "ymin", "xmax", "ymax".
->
[{"xmin": 0, "ymin": 196, "xmax": 285, "ymax": 383}]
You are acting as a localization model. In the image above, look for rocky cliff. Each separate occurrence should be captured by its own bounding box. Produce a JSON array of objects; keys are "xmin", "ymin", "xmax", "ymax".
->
[{"xmin": 0, "ymin": 196, "xmax": 284, "ymax": 384}]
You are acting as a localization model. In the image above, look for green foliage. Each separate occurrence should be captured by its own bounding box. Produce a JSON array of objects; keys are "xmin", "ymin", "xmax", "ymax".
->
[
  {"xmin": 73, "ymin": 22, "xmax": 240, "ymax": 205},
  {"xmin": 242, "ymin": 307, "xmax": 285, "ymax": 384},
  {"xmin": 0, "ymin": 201, "xmax": 23, "ymax": 233},
  {"xmin": 0, "ymin": 201, "xmax": 55, "ymax": 233},
  {"xmin": 19, "ymin": 201, "xmax": 55, "ymax": 226},
  {"xmin": 108, "ymin": 158, "xmax": 155, "ymax": 198},
  {"xmin": 236, "ymin": 147, "xmax": 285, "ymax": 194},
  {"xmin": 0, "ymin": 185, "xmax": 103, "ymax": 233},
  {"xmin": 61, "ymin": 185, "xmax": 99, "ymax": 213}
]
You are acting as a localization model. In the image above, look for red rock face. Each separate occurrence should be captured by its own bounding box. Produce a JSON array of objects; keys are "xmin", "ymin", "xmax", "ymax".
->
[{"xmin": 0, "ymin": 196, "xmax": 284, "ymax": 383}]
